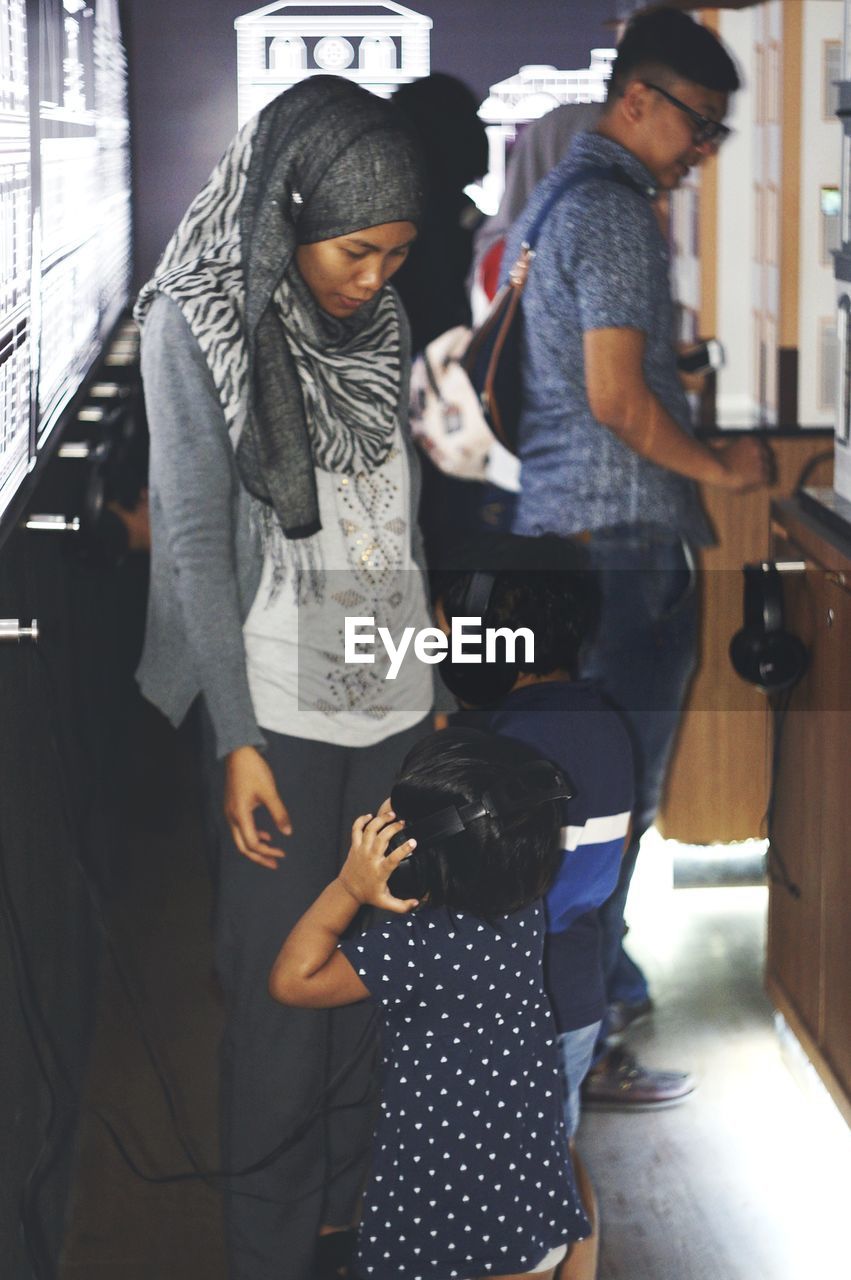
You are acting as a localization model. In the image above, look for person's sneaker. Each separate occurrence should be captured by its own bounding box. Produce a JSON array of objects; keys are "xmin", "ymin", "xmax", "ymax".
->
[
  {"xmin": 581, "ymin": 1047, "xmax": 696, "ymax": 1110},
  {"xmin": 605, "ymin": 996, "xmax": 654, "ymax": 1042}
]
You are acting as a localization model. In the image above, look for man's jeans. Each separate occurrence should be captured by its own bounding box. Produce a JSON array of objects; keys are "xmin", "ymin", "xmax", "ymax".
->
[{"xmin": 580, "ymin": 526, "xmax": 699, "ymax": 1016}]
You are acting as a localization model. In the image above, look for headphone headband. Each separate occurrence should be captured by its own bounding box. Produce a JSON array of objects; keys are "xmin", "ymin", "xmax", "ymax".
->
[
  {"xmin": 397, "ymin": 760, "xmax": 574, "ymax": 848},
  {"xmin": 460, "ymin": 569, "xmax": 498, "ymax": 623}
]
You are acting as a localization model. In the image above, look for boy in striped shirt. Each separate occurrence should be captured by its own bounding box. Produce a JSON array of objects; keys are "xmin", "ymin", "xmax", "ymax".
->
[{"xmin": 434, "ymin": 534, "xmax": 633, "ymax": 1279}]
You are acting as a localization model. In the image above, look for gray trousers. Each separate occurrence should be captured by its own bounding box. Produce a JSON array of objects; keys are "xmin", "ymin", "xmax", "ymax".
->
[{"xmin": 210, "ymin": 719, "xmax": 428, "ymax": 1280}]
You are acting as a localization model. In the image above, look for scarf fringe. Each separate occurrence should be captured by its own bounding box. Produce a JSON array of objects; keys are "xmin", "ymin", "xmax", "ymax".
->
[{"xmin": 256, "ymin": 503, "xmax": 326, "ymax": 606}]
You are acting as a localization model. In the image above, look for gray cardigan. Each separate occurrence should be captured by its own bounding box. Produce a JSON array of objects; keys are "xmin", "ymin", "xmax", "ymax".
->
[{"xmin": 137, "ymin": 293, "xmax": 434, "ymax": 759}]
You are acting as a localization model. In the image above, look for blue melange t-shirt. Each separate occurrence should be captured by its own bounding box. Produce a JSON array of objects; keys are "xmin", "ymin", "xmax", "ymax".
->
[{"xmin": 504, "ymin": 130, "xmax": 713, "ymax": 548}]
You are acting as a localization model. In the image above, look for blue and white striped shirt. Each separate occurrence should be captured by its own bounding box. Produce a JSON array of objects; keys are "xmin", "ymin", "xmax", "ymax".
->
[{"xmin": 455, "ymin": 679, "xmax": 634, "ymax": 1032}]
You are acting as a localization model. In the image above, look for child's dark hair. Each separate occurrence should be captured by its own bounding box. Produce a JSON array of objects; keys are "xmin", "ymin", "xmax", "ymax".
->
[
  {"xmin": 390, "ymin": 728, "xmax": 563, "ymax": 919},
  {"xmin": 433, "ymin": 533, "xmax": 600, "ymax": 681},
  {"xmin": 606, "ymin": 6, "xmax": 741, "ymax": 100}
]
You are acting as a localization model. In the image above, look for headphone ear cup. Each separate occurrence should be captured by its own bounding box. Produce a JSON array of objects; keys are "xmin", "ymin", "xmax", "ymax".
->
[
  {"xmin": 439, "ymin": 660, "xmax": 519, "ymax": 707},
  {"xmin": 731, "ymin": 562, "xmax": 810, "ymax": 692},
  {"xmin": 385, "ymin": 827, "xmax": 425, "ymax": 900},
  {"xmin": 729, "ymin": 626, "xmax": 809, "ymax": 691}
]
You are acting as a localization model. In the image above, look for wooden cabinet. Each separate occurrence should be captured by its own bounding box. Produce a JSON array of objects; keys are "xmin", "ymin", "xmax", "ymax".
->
[
  {"xmin": 765, "ymin": 498, "xmax": 851, "ymax": 1125},
  {"xmin": 820, "ymin": 575, "xmax": 851, "ymax": 1101},
  {"xmin": 660, "ymin": 434, "xmax": 833, "ymax": 843}
]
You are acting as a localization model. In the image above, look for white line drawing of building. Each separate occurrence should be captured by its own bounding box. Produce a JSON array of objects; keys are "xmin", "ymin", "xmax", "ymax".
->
[
  {"xmin": 36, "ymin": 0, "xmax": 131, "ymax": 445},
  {"xmin": 476, "ymin": 50, "xmax": 615, "ymax": 213},
  {"xmin": 235, "ymin": 1, "xmax": 431, "ymax": 126}
]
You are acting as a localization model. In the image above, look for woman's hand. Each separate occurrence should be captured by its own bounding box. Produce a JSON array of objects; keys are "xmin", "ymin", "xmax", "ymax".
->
[
  {"xmin": 224, "ymin": 745, "xmax": 292, "ymax": 870},
  {"xmin": 338, "ymin": 800, "xmax": 419, "ymax": 914}
]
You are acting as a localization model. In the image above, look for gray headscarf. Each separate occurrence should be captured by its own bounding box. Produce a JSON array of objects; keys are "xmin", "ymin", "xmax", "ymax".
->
[{"xmin": 135, "ymin": 76, "xmax": 425, "ymax": 539}]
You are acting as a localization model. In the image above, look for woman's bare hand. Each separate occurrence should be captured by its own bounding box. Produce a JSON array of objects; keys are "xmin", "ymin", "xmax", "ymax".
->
[
  {"xmin": 224, "ymin": 745, "xmax": 292, "ymax": 869},
  {"xmin": 337, "ymin": 800, "xmax": 419, "ymax": 914}
]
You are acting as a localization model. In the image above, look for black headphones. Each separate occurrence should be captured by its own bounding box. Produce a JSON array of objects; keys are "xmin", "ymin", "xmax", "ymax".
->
[
  {"xmin": 729, "ymin": 563, "xmax": 809, "ymax": 692},
  {"xmin": 436, "ymin": 533, "xmax": 595, "ymax": 707},
  {"xmin": 438, "ymin": 568, "xmax": 518, "ymax": 707},
  {"xmin": 385, "ymin": 758, "xmax": 574, "ymax": 900}
]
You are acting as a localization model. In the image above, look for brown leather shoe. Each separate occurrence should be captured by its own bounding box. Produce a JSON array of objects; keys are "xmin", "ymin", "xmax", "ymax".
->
[{"xmin": 582, "ymin": 1047, "xmax": 696, "ymax": 1110}]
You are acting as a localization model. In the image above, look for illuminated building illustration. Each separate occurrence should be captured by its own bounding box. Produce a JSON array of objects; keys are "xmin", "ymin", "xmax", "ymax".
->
[
  {"xmin": 0, "ymin": 0, "xmax": 131, "ymax": 524},
  {"xmin": 476, "ymin": 50, "xmax": 615, "ymax": 213},
  {"xmin": 36, "ymin": 0, "xmax": 99, "ymax": 436},
  {"xmin": 0, "ymin": 0, "xmax": 31, "ymax": 523},
  {"xmin": 93, "ymin": 0, "xmax": 132, "ymax": 364},
  {"xmin": 234, "ymin": 1, "xmax": 432, "ymax": 126},
  {"xmin": 35, "ymin": 0, "xmax": 131, "ymax": 445}
]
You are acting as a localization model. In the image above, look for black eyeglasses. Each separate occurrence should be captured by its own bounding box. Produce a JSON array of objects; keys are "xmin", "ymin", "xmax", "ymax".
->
[{"xmin": 644, "ymin": 82, "xmax": 731, "ymax": 148}]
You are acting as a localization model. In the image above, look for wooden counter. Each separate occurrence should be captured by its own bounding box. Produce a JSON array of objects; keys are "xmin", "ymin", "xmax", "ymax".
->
[
  {"xmin": 763, "ymin": 495, "xmax": 851, "ymax": 1125},
  {"xmin": 658, "ymin": 434, "xmax": 834, "ymax": 843}
]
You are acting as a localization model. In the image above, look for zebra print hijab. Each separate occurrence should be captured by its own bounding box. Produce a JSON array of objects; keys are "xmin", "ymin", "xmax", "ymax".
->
[
  {"xmin": 275, "ymin": 258, "xmax": 401, "ymax": 478},
  {"xmin": 135, "ymin": 76, "xmax": 425, "ymax": 540}
]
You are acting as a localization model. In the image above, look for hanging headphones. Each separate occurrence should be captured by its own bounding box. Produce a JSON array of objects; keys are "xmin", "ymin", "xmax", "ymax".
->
[
  {"xmin": 729, "ymin": 563, "xmax": 809, "ymax": 692},
  {"xmin": 385, "ymin": 757, "xmax": 574, "ymax": 901}
]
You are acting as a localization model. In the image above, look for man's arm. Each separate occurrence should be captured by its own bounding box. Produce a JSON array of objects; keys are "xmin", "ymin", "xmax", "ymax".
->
[{"xmin": 584, "ymin": 327, "xmax": 771, "ymax": 491}]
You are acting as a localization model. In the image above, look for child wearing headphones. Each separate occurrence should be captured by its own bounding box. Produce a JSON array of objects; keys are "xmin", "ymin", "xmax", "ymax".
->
[{"xmin": 269, "ymin": 727, "xmax": 591, "ymax": 1280}]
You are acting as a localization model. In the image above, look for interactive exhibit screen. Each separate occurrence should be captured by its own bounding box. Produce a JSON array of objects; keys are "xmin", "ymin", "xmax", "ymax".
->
[{"xmin": 0, "ymin": 0, "xmax": 131, "ymax": 528}]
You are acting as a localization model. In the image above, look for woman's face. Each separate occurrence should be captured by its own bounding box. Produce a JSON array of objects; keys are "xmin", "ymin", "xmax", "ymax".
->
[{"xmin": 295, "ymin": 221, "xmax": 417, "ymax": 319}]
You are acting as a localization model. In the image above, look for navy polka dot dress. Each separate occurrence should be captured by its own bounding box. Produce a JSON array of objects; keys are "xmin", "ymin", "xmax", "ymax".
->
[{"xmin": 339, "ymin": 901, "xmax": 589, "ymax": 1279}]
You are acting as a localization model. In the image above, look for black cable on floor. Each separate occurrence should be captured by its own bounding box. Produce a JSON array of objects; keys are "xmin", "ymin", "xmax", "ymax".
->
[
  {"xmin": 0, "ymin": 823, "xmax": 68, "ymax": 1280},
  {"xmin": 6, "ymin": 643, "xmax": 381, "ymax": 1219}
]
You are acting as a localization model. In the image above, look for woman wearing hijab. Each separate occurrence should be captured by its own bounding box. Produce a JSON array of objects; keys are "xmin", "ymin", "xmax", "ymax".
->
[{"xmin": 134, "ymin": 76, "xmax": 433, "ymax": 1280}]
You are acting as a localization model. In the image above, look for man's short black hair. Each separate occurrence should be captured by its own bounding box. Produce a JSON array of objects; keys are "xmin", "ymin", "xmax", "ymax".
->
[{"xmin": 607, "ymin": 5, "xmax": 741, "ymax": 100}]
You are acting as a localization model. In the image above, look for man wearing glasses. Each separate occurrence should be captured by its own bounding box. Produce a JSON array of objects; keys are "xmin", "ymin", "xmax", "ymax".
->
[{"xmin": 503, "ymin": 6, "xmax": 772, "ymax": 1108}]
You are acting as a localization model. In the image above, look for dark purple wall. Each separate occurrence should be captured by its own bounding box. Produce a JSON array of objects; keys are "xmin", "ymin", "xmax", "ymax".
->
[{"xmin": 123, "ymin": 0, "xmax": 615, "ymax": 288}]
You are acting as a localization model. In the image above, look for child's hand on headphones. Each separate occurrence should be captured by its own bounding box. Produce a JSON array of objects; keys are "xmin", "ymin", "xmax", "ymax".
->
[{"xmin": 338, "ymin": 799, "xmax": 419, "ymax": 913}]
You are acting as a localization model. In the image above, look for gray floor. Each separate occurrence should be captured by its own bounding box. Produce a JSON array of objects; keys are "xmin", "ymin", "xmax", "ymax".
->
[
  {"xmin": 60, "ymin": 748, "xmax": 851, "ymax": 1279},
  {"xmin": 61, "ymin": 722, "xmax": 227, "ymax": 1280},
  {"xmin": 582, "ymin": 830, "xmax": 851, "ymax": 1280}
]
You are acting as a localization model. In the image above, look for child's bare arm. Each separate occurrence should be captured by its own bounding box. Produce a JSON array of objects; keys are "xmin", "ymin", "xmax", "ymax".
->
[
  {"xmin": 268, "ymin": 878, "xmax": 371, "ymax": 1008},
  {"xmin": 268, "ymin": 805, "xmax": 418, "ymax": 1009}
]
